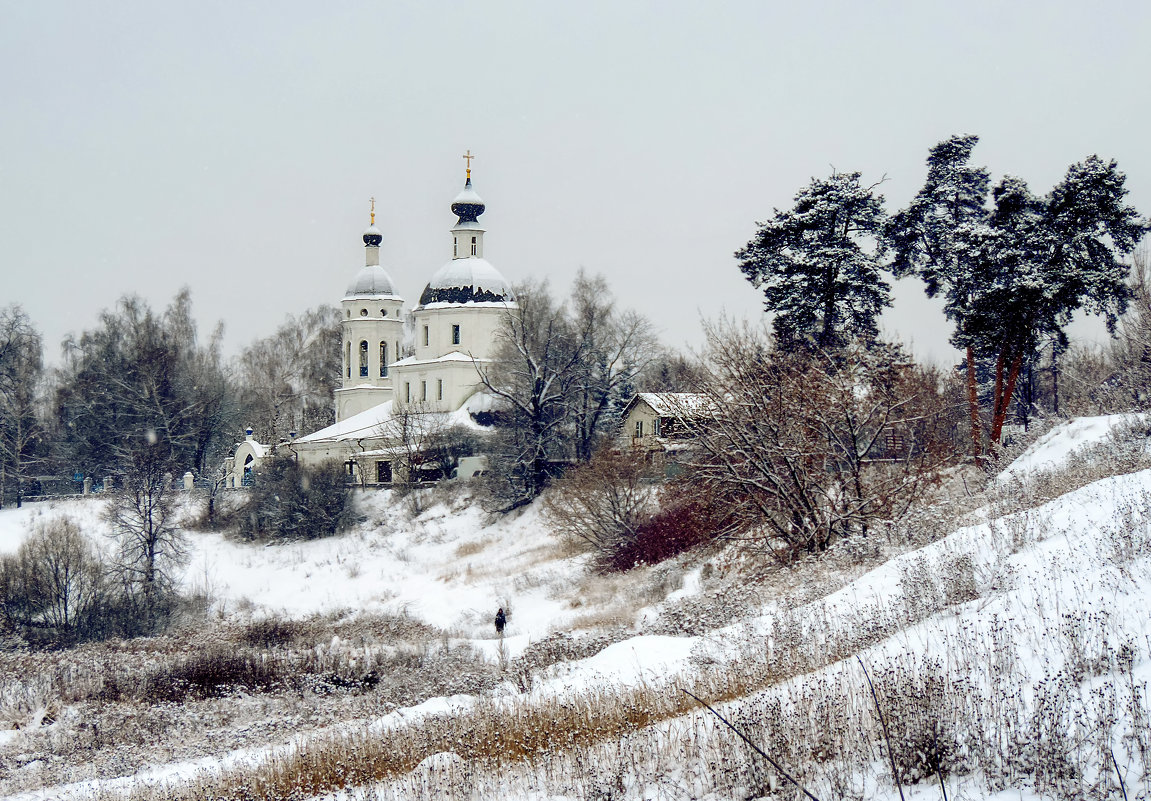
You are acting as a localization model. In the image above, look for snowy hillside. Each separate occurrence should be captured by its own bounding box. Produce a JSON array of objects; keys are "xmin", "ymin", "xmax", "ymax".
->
[{"xmin": 1, "ymin": 415, "xmax": 1150, "ymax": 801}]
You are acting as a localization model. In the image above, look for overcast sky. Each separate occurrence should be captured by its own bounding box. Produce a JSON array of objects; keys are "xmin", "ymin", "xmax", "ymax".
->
[{"xmin": 2, "ymin": 1, "xmax": 1148, "ymax": 367}]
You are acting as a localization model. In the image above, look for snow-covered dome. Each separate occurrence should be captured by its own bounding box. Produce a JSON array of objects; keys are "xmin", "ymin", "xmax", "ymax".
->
[
  {"xmin": 451, "ymin": 178, "xmax": 485, "ymax": 224},
  {"xmin": 419, "ymin": 258, "xmax": 514, "ymax": 305},
  {"xmin": 345, "ymin": 264, "xmax": 398, "ymax": 297},
  {"xmin": 362, "ymin": 224, "xmax": 382, "ymax": 247}
]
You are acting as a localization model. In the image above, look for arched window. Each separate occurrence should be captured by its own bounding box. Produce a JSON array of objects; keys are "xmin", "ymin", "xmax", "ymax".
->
[
  {"xmin": 379, "ymin": 342, "xmax": 387, "ymax": 377},
  {"xmin": 345, "ymin": 342, "xmax": 351, "ymax": 378},
  {"xmin": 359, "ymin": 340, "xmax": 369, "ymax": 377}
]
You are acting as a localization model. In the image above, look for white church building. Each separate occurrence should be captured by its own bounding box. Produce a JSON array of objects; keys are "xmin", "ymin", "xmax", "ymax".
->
[{"xmin": 226, "ymin": 162, "xmax": 516, "ymax": 487}]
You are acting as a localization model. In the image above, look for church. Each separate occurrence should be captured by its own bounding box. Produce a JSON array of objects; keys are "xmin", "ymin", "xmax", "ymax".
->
[{"xmin": 225, "ymin": 157, "xmax": 516, "ymax": 487}]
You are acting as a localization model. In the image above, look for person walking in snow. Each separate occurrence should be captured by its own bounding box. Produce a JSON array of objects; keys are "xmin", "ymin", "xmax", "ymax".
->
[{"xmin": 494, "ymin": 607, "xmax": 506, "ymax": 636}]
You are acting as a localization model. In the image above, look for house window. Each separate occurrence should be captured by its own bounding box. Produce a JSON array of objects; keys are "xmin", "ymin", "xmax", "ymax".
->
[
  {"xmin": 359, "ymin": 340, "xmax": 369, "ymax": 377},
  {"xmin": 423, "ymin": 325, "xmax": 429, "ymax": 347},
  {"xmin": 376, "ymin": 461, "xmax": 392, "ymax": 483},
  {"xmin": 470, "ymin": 236, "xmax": 477, "ymax": 256},
  {"xmin": 635, "ymin": 420, "xmax": 644, "ymax": 438},
  {"xmin": 452, "ymin": 324, "xmax": 460, "ymax": 345},
  {"xmin": 437, "ymin": 379, "xmax": 443, "ymax": 400},
  {"xmin": 652, "ymin": 417, "xmax": 662, "ymax": 437},
  {"xmin": 421, "ymin": 380, "xmax": 427, "ymax": 401},
  {"xmin": 404, "ymin": 382, "xmax": 410, "ymax": 403},
  {"xmin": 345, "ymin": 342, "xmax": 351, "ymax": 378},
  {"xmin": 379, "ymin": 342, "xmax": 387, "ymax": 377}
]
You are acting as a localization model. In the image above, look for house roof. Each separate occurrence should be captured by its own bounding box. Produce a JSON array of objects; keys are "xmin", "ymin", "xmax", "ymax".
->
[{"xmin": 626, "ymin": 392, "xmax": 713, "ymax": 418}]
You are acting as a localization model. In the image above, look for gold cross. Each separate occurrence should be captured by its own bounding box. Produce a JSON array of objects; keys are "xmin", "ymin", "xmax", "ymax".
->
[
  {"xmin": 369, "ymin": 196, "xmax": 375, "ymax": 225},
  {"xmin": 462, "ymin": 149, "xmax": 474, "ymax": 178}
]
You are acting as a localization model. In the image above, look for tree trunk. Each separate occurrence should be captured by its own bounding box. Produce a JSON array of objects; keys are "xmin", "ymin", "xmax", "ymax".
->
[
  {"xmin": 990, "ymin": 352, "xmax": 1025, "ymax": 445},
  {"xmin": 965, "ymin": 346, "xmax": 982, "ymax": 457}
]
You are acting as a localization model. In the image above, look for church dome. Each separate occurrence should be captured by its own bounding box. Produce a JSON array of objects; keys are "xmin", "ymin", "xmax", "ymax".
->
[
  {"xmin": 419, "ymin": 258, "xmax": 514, "ymax": 306},
  {"xmin": 362, "ymin": 224, "xmax": 382, "ymax": 247},
  {"xmin": 345, "ymin": 264, "xmax": 398, "ymax": 297},
  {"xmin": 451, "ymin": 181, "xmax": 486, "ymax": 224}
]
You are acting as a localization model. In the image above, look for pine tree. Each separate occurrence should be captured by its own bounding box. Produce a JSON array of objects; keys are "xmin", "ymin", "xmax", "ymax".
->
[
  {"xmin": 886, "ymin": 133, "xmax": 991, "ymax": 454},
  {"xmin": 889, "ymin": 135, "xmax": 1147, "ymax": 452},
  {"xmin": 737, "ymin": 171, "xmax": 890, "ymax": 351}
]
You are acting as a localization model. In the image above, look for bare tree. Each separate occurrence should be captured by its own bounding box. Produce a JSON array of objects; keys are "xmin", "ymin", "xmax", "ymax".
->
[
  {"xmin": 0, "ymin": 305, "xmax": 45, "ymax": 508},
  {"xmin": 568, "ymin": 271, "xmax": 660, "ymax": 461},
  {"xmin": 106, "ymin": 442, "xmax": 187, "ymax": 633},
  {"xmin": 0, "ymin": 516, "xmax": 107, "ymax": 644},
  {"xmin": 542, "ymin": 448, "xmax": 656, "ymax": 563},
  {"xmin": 235, "ymin": 305, "xmax": 342, "ymax": 443},
  {"xmin": 1107, "ymin": 248, "xmax": 1151, "ymax": 411},
  {"xmin": 678, "ymin": 321, "xmax": 956, "ymax": 563},
  {"xmin": 475, "ymin": 279, "xmax": 586, "ymax": 509}
]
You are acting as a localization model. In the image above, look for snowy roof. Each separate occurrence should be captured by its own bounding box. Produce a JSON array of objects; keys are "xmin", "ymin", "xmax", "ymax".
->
[
  {"xmin": 629, "ymin": 392, "xmax": 713, "ymax": 418},
  {"xmin": 452, "ymin": 184, "xmax": 484, "ymax": 207},
  {"xmin": 345, "ymin": 264, "xmax": 400, "ymax": 298},
  {"xmin": 294, "ymin": 401, "xmax": 398, "ymax": 444},
  {"xmin": 418, "ymin": 257, "xmax": 514, "ymax": 306},
  {"xmin": 294, "ymin": 398, "xmax": 492, "ymax": 446},
  {"xmin": 392, "ymin": 351, "xmax": 488, "ymax": 368}
]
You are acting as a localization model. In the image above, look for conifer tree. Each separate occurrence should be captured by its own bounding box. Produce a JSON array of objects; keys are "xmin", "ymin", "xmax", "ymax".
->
[
  {"xmin": 737, "ymin": 171, "xmax": 890, "ymax": 351},
  {"xmin": 889, "ymin": 135, "xmax": 1147, "ymax": 452}
]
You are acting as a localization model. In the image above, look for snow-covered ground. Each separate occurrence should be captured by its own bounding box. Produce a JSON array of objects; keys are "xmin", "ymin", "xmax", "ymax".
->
[{"xmin": 2, "ymin": 414, "xmax": 1150, "ymax": 800}]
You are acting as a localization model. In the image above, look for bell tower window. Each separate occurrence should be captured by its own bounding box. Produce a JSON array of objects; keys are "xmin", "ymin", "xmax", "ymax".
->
[
  {"xmin": 470, "ymin": 236, "xmax": 477, "ymax": 256},
  {"xmin": 345, "ymin": 342, "xmax": 351, "ymax": 378},
  {"xmin": 452, "ymin": 324, "xmax": 460, "ymax": 345},
  {"xmin": 453, "ymin": 236, "xmax": 458, "ymax": 257},
  {"xmin": 379, "ymin": 342, "xmax": 388, "ymax": 377},
  {"xmin": 423, "ymin": 325, "xmax": 429, "ymax": 347},
  {"xmin": 359, "ymin": 340, "xmax": 368, "ymax": 377}
]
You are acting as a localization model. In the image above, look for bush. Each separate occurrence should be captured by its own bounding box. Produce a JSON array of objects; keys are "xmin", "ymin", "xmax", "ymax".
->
[
  {"xmin": 0, "ymin": 516, "xmax": 109, "ymax": 645},
  {"xmin": 607, "ymin": 490, "xmax": 732, "ymax": 571},
  {"xmin": 236, "ymin": 457, "xmax": 354, "ymax": 541},
  {"xmin": 542, "ymin": 449, "xmax": 657, "ymax": 568}
]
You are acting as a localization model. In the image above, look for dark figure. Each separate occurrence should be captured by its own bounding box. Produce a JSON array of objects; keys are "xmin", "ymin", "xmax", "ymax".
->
[{"xmin": 494, "ymin": 607, "xmax": 506, "ymax": 635}]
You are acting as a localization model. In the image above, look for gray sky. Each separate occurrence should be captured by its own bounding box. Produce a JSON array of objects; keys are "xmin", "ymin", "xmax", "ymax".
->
[{"xmin": 2, "ymin": 1, "xmax": 1148, "ymax": 367}]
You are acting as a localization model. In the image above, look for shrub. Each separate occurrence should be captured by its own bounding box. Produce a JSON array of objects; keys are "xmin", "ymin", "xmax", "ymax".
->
[
  {"xmin": 236, "ymin": 457, "xmax": 353, "ymax": 541},
  {"xmin": 542, "ymin": 449, "xmax": 657, "ymax": 567},
  {"xmin": 0, "ymin": 516, "xmax": 108, "ymax": 645},
  {"xmin": 606, "ymin": 490, "xmax": 732, "ymax": 571}
]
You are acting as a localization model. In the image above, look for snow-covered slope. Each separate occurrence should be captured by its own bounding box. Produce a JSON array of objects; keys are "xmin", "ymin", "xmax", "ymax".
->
[{"xmin": 2, "ymin": 416, "xmax": 1150, "ymax": 801}]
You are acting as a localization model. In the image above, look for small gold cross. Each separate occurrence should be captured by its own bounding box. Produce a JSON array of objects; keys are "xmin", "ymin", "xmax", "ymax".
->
[
  {"xmin": 369, "ymin": 196, "xmax": 376, "ymax": 225},
  {"xmin": 462, "ymin": 149, "xmax": 474, "ymax": 178}
]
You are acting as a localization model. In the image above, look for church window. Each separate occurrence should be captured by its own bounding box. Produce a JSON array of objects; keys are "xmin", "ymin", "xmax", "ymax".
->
[
  {"xmin": 423, "ymin": 325, "xmax": 429, "ymax": 347},
  {"xmin": 359, "ymin": 340, "xmax": 368, "ymax": 377},
  {"xmin": 380, "ymin": 308, "xmax": 387, "ymax": 316},
  {"xmin": 452, "ymin": 324, "xmax": 460, "ymax": 345},
  {"xmin": 360, "ymin": 308, "xmax": 368, "ymax": 317},
  {"xmin": 453, "ymin": 236, "xmax": 458, "ymax": 257},
  {"xmin": 345, "ymin": 342, "xmax": 351, "ymax": 378},
  {"xmin": 379, "ymin": 342, "xmax": 388, "ymax": 377},
  {"xmin": 437, "ymin": 379, "xmax": 443, "ymax": 400},
  {"xmin": 421, "ymin": 380, "xmax": 427, "ymax": 401},
  {"xmin": 470, "ymin": 236, "xmax": 477, "ymax": 256},
  {"xmin": 404, "ymin": 382, "xmax": 410, "ymax": 403}
]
